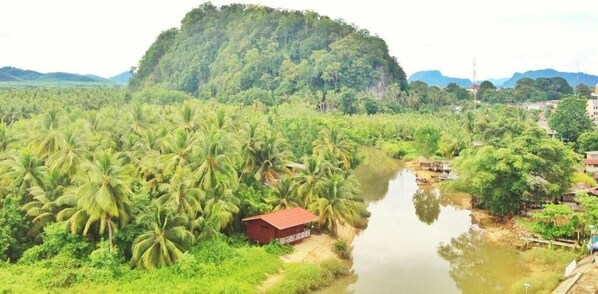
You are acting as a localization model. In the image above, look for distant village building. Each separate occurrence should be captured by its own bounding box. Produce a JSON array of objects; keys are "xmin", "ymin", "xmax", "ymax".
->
[
  {"xmin": 242, "ymin": 207, "xmax": 317, "ymax": 245},
  {"xmin": 587, "ymin": 99, "xmax": 598, "ymax": 124},
  {"xmin": 584, "ymin": 151, "xmax": 598, "ymax": 174},
  {"xmin": 592, "ymin": 84, "xmax": 598, "ymax": 98}
]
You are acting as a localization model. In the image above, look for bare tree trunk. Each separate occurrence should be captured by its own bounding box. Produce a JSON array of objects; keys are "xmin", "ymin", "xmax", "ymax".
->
[{"xmin": 107, "ymin": 215, "xmax": 113, "ymax": 252}]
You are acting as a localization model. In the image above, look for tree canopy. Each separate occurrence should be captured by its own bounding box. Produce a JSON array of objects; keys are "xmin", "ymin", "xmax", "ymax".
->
[
  {"xmin": 548, "ymin": 96, "xmax": 593, "ymax": 142},
  {"xmin": 130, "ymin": 3, "xmax": 407, "ymax": 106}
]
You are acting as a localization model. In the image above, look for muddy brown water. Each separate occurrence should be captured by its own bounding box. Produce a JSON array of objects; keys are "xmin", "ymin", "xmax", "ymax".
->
[{"xmin": 318, "ymin": 148, "xmax": 529, "ymax": 294}]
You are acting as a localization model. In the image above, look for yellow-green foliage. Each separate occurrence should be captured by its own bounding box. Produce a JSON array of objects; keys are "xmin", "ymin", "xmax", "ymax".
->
[
  {"xmin": 266, "ymin": 259, "xmax": 350, "ymax": 294},
  {"xmin": 0, "ymin": 243, "xmax": 282, "ymax": 293},
  {"xmin": 521, "ymin": 247, "xmax": 578, "ymax": 267},
  {"xmin": 571, "ymin": 171, "xmax": 597, "ymax": 187},
  {"xmin": 509, "ymin": 248, "xmax": 579, "ymax": 294}
]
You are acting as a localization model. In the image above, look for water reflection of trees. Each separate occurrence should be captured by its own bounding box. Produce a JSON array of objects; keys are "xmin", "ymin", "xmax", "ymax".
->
[
  {"xmin": 437, "ymin": 229, "xmax": 522, "ymax": 294},
  {"xmin": 412, "ymin": 188, "xmax": 440, "ymax": 225},
  {"xmin": 353, "ymin": 148, "xmax": 403, "ymax": 201}
]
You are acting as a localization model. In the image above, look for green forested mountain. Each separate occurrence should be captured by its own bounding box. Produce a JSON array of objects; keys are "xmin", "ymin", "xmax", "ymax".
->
[
  {"xmin": 408, "ymin": 70, "xmax": 471, "ymax": 88},
  {"xmin": 130, "ymin": 3, "xmax": 407, "ymax": 105},
  {"xmin": 0, "ymin": 66, "xmax": 114, "ymax": 85},
  {"xmin": 503, "ymin": 68, "xmax": 598, "ymax": 88},
  {"xmin": 109, "ymin": 71, "xmax": 133, "ymax": 84}
]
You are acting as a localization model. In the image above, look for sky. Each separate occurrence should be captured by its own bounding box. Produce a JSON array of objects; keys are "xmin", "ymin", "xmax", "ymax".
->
[{"xmin": 1, "ymin": 0, "xmax": 597, "ymax": 79}]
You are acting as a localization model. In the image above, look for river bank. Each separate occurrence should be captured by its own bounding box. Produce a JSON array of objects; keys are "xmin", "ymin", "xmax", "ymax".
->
[
  {"xmin": 408, "ymin": 159, "xmax": 598, "ymax": 294},
  {"xmin": 267, "ymin": 149, "xmax": 587, "ymax": 293},
  {"xmin": 258, "ymin": 224, "xmax": 357, "ymax": 293}
]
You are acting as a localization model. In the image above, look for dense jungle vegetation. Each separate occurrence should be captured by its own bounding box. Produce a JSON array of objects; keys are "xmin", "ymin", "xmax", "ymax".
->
[
  {"xmin": 129, "ymin": 3, "xmax": 407, "ymax": 108},
  {"xmin": 1, "ymin": 85, "xmax": 596, "ymax": 293},
  {"xmin": 1, "ymin": 3, "xmax": 597, "ymax": 293}
]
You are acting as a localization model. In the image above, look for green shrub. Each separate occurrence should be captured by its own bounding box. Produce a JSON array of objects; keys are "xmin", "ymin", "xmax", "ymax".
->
[
  {"xmin": 190, "ymin": 239, "xmax": 237, "ymax": 265},
  {"xmin": 264, "ymin": 241, "xmax": 294, "ymax": 256},
  {"xmin": 172, "ymin": 252, "xmax": 201, "ymax": 277},
  {"xmin": 88, "ymin": 241, "xmax": 122, "ymax": 270},
  {"xmin": 19, "ymin": 223, "xmax": 92, "ymax": 264},
  {"xmin": 333, "ymin": 239, "xmax": 351, "ymax": 259},
  {"xmin": 320, "ymin": 259, "xmax": 351, "ymax": 277},
  {"xmin": 378, "ymin": 140, "xmax": 407, "ymax": 159},
  {"xmin": 530, "ymin": 204, "xmax": 579, "ymax": 240},
  {"xmin": 0, "ymin": 194, "xmax": 32, "ymax": 262}
]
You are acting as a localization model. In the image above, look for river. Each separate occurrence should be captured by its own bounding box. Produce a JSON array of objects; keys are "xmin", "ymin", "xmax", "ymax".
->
[{"xmin": 318, "ymin": 148, "xmax": 529, "ymax": 294}]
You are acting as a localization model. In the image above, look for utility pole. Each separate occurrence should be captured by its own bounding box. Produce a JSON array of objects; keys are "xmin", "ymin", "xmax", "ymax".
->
[{"xmin": 472, "ymin": 59, "xmax": 477, "ymax": 109}]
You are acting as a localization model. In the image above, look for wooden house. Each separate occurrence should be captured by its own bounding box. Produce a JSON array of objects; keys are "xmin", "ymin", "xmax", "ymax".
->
[{"xmin": 242, "ymin": 207, "xmax": 318, "ymax": 245}]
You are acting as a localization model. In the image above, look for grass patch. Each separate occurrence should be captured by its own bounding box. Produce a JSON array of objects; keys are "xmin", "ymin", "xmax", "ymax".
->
[
  {"xmin": 266, "ymin": 259, "xmax": 350, "ymax": 294},
  {"xmin": 0, "ymin": 240, "xmax": 283, "ymax": 294},
  {"xmin": 509, "ymin": 248, "xmax": 580, "ymax": 294}
]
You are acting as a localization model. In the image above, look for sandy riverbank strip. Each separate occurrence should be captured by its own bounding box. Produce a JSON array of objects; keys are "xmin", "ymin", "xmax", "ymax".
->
[{"xmin": 258, "ymin": 224, "xmax": 357, "ymax": 292}]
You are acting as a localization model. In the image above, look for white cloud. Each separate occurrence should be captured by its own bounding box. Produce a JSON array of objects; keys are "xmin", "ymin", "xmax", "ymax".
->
[{"xmin": 0, "ymin": 0, "xmax": 597, "ymax": 79}]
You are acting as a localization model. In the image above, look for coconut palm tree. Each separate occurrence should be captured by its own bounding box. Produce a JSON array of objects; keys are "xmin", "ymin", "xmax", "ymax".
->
[
  {"xmin": 267, "ymin": 176, "xmax": 301, "ymax": 211},
  {"xmin": 160, "ymin": 130, "xmax": 198, "ymax": 176},
  {"xmin": 176, "ymin": 103, "xmax": 200, "ymax": 132},
  {"xmin": 29, "ymin": 110, "xmax": 64, "ymax": 159},
  {"xmin": 157, "ymin": 169, "xmax": 203, "ymax": 220},
  {"xmin": 74, "ymin": 151, "xmax": 132, "ymax": 250},
  {"xmin": 1, "ymin": 149, "xmax": 47, "ymax": 196},
  {"xmin": 46, "ymin": 129, "xmax": 91, "ymax": 177},
  {"xmin": 131, "ymin": 206, "xmax": 194, "ymax": 270},
  {"xmin": 312, "ymin": 127, "xmax": 356, "ymax": 169},
  {"xmin": 242, "ymin": 130, "xmax": 293, "ymax": 184},
  {"xmin": 23, "ymin": 170, "xmax": 69, "ymax": 231},
  {"xmin": 296, "ymin": 156, "xmax": 334, "ymax": 207},
  {"xmin": 198, "ymin": 185, "xmax": 240, "ymax": 236},
  {"xmin": 308, "ymin": 174, "xmax": 366, "ymax": 236},
  {"xmin": 194, "ymin": 131, "xmax": 238, "ymax": 191},
  {"xmin": 0, "ymin": 122, "xmax": 16, "ymax": 152}
]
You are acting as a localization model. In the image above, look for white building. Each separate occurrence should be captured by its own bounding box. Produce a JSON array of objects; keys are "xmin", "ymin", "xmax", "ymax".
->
[{"xmin": 587, "ymin": 99, "xmax": 598, "ymax": 124}]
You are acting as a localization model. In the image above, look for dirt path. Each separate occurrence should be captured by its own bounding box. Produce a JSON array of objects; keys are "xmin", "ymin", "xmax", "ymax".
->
[{"xmin": 258, "ymin": 226, "xmax": 358, "ymax": 293}]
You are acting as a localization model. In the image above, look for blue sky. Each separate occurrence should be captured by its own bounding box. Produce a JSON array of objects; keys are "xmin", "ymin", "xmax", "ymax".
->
[{"xmin": 0, "ymin": 0, "xmax": 596, "ymax": 79}]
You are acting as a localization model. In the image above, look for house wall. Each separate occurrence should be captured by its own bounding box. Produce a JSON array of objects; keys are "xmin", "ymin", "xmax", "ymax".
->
[
  {"xmin": 587, "ymin": 152, "xmax": 598, "ymax": 159},
  {"xmin": 275, "ymin": 225, "xmax": 305, "ymax": 239},
  {"xmin": 587, "ymin": 100, "xmax": 598, "ymax": 124},
  {"xmin": 586, "ymin": 164, "xmax": 598, "ymax": 174},
  {"xmin": 246, "ymin": 219, "xmax": 276, "ymax": 244}
]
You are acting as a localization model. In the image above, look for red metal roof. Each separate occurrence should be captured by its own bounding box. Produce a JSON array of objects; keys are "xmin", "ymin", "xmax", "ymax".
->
[
  {"xmin": 584, "ymin": 159, "xmax": 598, "ymax": 165},
  {"xmin": 242, "ymin": 207, "xmax": 318, "ymax": 230}
]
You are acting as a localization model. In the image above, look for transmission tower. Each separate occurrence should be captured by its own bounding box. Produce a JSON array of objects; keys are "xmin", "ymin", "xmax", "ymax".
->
[{"xmin": 472, "ymin": 59, "xmax": 477, "ymax": 109}]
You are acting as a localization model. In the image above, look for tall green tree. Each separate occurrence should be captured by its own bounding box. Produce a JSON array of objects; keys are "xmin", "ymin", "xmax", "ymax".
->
[
  {"xmin": 414, "ymin": 125, "xmax": 441, "ymax": 158},
  {"xmin": 454, "ymin": 128, "xmax": 575, "ymax": 217},
  {"xmin": 548, "ymin": 96, "xmax": 593, "ymax": 142},
  {"xmin": 577, "ymin": 131, "xmax": 598, "ymax": 152}
]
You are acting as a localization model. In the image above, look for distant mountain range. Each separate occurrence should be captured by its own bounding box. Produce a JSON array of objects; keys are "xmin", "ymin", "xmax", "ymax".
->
[
  {"xmin": 501, "ymin": 69, "xmax": 598, "ymax": 88},
  {"xmin": 108, "ymin": 71, "xmax": 133, "ymax": 85},
  {"xmin": 409, "ymin": 69, "xmax": 598, "ymax": 88},
  {"xmin": 0, "ymin": 66, "xmax": 131, "ymax": 85},
  {"xmin": 408, "ymin": 70, "xmax": 471, "ymax": 88}
]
